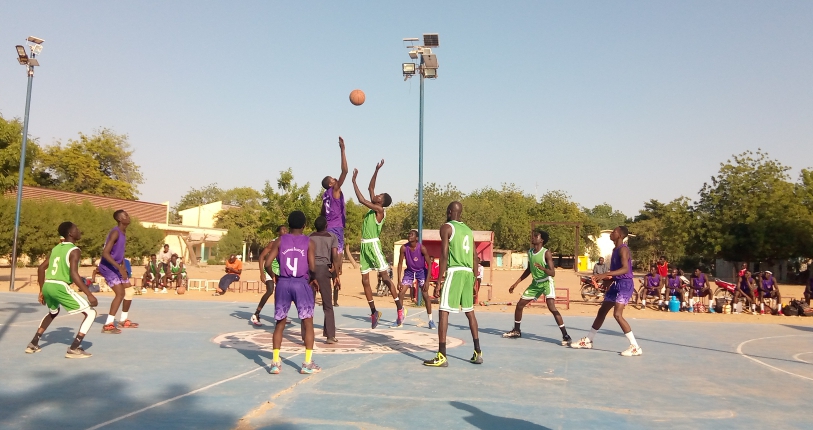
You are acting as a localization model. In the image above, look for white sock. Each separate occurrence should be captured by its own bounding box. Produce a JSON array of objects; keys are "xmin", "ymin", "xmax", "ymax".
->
[
  {"xmin": 642, "ymin": 300, "xmax": 646, "ymax": 307},
  {"xmin": 121, "ymin": 311, "xmax": 128, "ymax": 321},
  {"xmin": 682, "ymin": 302, "xmax": 687, "ymax": 307},
  {"xmin": 105, "ymin": 315, "xmax": 115, "ymax": 325},
  {"xmin": 428, "ymin": 314, "xmax": 434, "ymax": 322},
  {"xmin": 625, "ymin": 331, "xmax": 639, "ymax": 348},
  {"xmin": 587, "ymin": 328, "xmax": 597, "ymax": 341}
]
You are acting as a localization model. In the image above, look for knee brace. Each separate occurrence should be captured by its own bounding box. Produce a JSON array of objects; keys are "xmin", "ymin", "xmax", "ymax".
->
[{"xmin": 124, "ymin": 286, "xmax": 135, "ymax": 300}]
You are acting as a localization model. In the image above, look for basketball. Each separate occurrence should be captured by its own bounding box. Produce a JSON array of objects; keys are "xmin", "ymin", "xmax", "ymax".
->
[{"xmin": 349, "ymin": 89, "xmax": 365, "ymax": 106}]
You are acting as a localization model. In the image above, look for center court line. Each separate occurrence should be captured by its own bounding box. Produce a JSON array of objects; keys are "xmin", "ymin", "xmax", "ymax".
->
[
  {"xmin": 736, "ymin": 334, "xmax": 813, "ymax": 382},
  {"xmin": 85, "ymin": 354, "xmax": 300, "ymax": 430}
]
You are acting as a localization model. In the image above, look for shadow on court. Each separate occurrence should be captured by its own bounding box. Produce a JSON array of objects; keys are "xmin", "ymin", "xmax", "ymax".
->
[
  {"xmin": 0, "ymin": 301, "xmax": 40, "ymax": 343},
  {"xmin": 783, "ymin": 324, "xmax": 813, "ymax": 333},
  {"xmin": 0, "ymin": 371, "xmax": 237, "ymax": 429},
  {"xmin": 450, "ymin": 402, "xmax": 551, "ymax": 430}
]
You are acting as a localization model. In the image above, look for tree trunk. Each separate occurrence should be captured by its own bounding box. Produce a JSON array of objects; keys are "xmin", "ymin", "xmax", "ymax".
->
[{"xmin": 182, "ymin": 235, "xmax": 201, "ymax": 268}]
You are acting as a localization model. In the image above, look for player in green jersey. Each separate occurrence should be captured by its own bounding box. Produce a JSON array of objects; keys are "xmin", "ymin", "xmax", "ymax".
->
[
  {"xmin": 26, "ymin": 222, "xmax": 98, "ymax": 358},
  {"xmin": 163, "ymin": 253, "xmax": 187, "ymax": 291},
  {"xmin": 502, "ymin": 229, "xmax": 572, "ymax": 345},
  {"xmin": 142, "ymin": 254, "xmax": 162, "ymax": 293},
  {"xmin": 424, "ymin": 201, "xmax": 483, "ymax": 367},
  {"xmin": 351, "ymin": 161, "xmax": 399, "ymax": 329},
  {"xmin": 253, "ymin": 225, "xmax": 288, "ymax": 326}
]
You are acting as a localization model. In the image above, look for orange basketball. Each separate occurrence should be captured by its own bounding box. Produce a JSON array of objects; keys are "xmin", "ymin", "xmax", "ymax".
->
[{"xmin": 349, "ymin": 89, "xmax": 365, "ymax": 106}]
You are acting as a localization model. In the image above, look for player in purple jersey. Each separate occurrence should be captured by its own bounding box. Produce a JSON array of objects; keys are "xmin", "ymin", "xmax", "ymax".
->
[
  {"xmin": 572, "ymin": 226, "xmax": 642, "ymax": 356},
  {"xmin": 758, "ymin": 271, "xmax": 781, "ymax": 314},
  {"xmin": 638, "ymin": 265, "xmax": 663, "ymax": 310},
  {"xmin": 321, "ymin": 136, "xmax": 348, "ymax": 284},
  {"xmin": 99, "ymin": 210, "xmax": 137, "ymax": 334},
  {"xmin": 264, "ymin": 211, "xmax": 321, "ymax": 375},
  {"xmin": 689, "ymin": 268, "xmax": 715, "ymax": 311},
  {"xmin": 665, "ymin": 268, "xmax": 687, "ymax": 311},
  {"xmin": 397, "ymin": 229, "xmax": 435, "ymax": 329}
]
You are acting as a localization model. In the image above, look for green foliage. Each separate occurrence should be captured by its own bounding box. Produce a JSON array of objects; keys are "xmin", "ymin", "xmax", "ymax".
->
[
  {"xmin": 583, "ymin": 203, "xmax": 629, "ymax": 230},
  {"xmin": 0, "ymin": 114, "xmax": 41, "ymax": 191},
  {"xmin": 218, "ymin": 228, "xmax": 245, "ymax": 257},
  {"xmin": 0, "ymin": 196, "xmax": 163, "ymax": 263},
  {"xmin": 694, "ymin": 150, "xmax": 813, "ymax": 263},
  {"xmin": 207, "ymin": 257, "xmax": 223, "ymax": 265},
  {"xmin": 628, "ymin": 197, "xmax": 695, "ymax": 268},
  {"xmin": 258, "ymin": 169, "xmax": 321, "ymax": 243},
  {"xmin": 34, "ymin": 128, "xmax": 143, "ymax": 199}
]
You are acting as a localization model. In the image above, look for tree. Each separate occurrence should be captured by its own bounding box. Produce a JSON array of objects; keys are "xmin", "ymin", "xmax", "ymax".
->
[
  {"xmin": 219, "ymin": 228, "xmax": 245, "ymax": 258},
  {"xmin": 34, "ymin": 128, "xmax": 143, "ymax": 199},
  {"xmin": 628, "ymin": 197, "xmax": 694, "ymax": 268},
  {"xmin": 583, "ymin": 203, "xmax": 628, "ymax": 230},
  {"xmin": 693, "ymin": 150, "xmax": 813, "ymax": 263},
  {"xmin": 0, "ymin": 114, "xmax": 41, "ymax": 191}
]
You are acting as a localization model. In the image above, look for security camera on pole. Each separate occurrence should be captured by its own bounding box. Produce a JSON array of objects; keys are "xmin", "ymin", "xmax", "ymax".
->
[
  {"xmin": 9, "ymin": 37, "xmax": 44, "ymax": 292},
  {"xmin": 402, "ymin": 33, "xmax": 439, "ymax": 307}
]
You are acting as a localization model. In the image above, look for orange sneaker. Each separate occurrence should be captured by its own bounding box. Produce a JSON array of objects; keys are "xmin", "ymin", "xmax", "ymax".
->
[{"xmin": 119, "ymin": 320, "xmax": 139, "ymax": 328}]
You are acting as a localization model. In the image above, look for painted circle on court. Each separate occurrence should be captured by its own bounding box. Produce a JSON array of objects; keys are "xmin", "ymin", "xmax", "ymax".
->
[{"xmin": 213, "ymin": 328, "xmax": 464, "ymax": 354}]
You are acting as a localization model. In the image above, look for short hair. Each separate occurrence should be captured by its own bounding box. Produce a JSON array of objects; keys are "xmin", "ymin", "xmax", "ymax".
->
[
  {"xmin": 113, "ymin": 209, "xmax": 126, "ymax": 221},
  {"xmin": 150, "ymin": 253, "xmax": 156, "ymax": 257},
  {"xmin": 382, "ymin": 193, "xmax": 392, "ymax": 207},
  {"xmin": 276, "ymin": 225, "xmax": 286, "ymax": 234},
  {"xmin": 288, "ymin": 210, "xmax": 306, "ymax": 229},
  {"xmin": 618, "ymin": 225, "xmax": 629, "ymax": 237},
  {"xmin": 314, "ymin": 216, "xmax": 327, "ymax": 232},
  {"xmin": 321, "ymin": 176, "xmax": 331, "ymax": 190},
  {"xmin": 533, "ymin": 229, "xmax": 550, "ymax": 245},
  {"xmin": 163, "ymin": 243, "xmax": 169, "ymax": 247},
  {"xmin": 58, "ymin": 221, "xmax": 74, "ymax": 238},
  {"xmin": 409, "ymin": 229, "xmax": 418, "ymax": 236}
]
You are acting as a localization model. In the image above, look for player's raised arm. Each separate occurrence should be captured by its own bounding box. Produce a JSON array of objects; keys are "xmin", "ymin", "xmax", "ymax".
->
[
  {"xmin": 335, "ymin": 137, "xmax": 348, "ymax": 194},
  {"xmin": 368, "ymin": 159, "xmax": 384, "ymax": 201},
  {"xmin": 352, "ymin": 168, "xmax": 383, "ymax": 212}
]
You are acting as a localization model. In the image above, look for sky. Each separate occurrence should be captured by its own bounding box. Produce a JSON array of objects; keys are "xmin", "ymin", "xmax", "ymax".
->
[{"xmin": 1, "ymin": 1, "xmax": 811, "ymax": 216}]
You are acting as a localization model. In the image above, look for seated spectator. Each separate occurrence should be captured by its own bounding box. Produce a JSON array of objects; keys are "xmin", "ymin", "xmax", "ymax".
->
[
  {"xmin": 164, "ymin": 253, "xmax": 187, "ymax": 294},
  {"xmin": 758, "ymin": 271, "xmax": 781, "ymax": 314},
  {"xmin": 157, "ymin": 244, "xmax": 173, "ymax": 277},
  {"xmin": 665, "ymin": 268, "xmax": 686, "ymax": 311},
  {"xmin": 142, "ymin": 254, "xmax": 162, "ymax": 292},
  {"xmin": 638, "ymin": 265, "xmax": 663, "ymax": 310},
  {"xmin": 805, "ymin": 273, "xmax": 813, "ymax": 306},
  {"xmin": 733, "ymin": 270, "xmax": 756, "ymax": 313},
  {"xmin": 657, "ymin": 256, "xmax": 669, "ymax": 278},
  {"xmin": 213, "ymin": 254, "xmax": 242, "ymax": 296},
  {"xmin": 592, "ymin": 257, "xmax": 608, "ymax": 275},
  {"xmin": 689, "ymin": 268, "xmax": 715, "ymax": 309}
]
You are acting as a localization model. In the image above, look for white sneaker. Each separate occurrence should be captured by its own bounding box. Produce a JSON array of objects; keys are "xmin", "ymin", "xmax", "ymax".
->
[
  {"xmin": 570, "ymin": 337, "xmax": 593, "ymax": 349},
  {"xmin": 250, "ymin": 314, "xmax": 262, "ymax": 326},
  {"xmin": 620, "ymin": 344, "xmax": 643, "ymax": 357},
  {"xmin": 160, "ymin": 288, "xmax": 168, "ymax": 294},
  {"xmin": 141, "ymin": 288, "xmax": 147, "ymax": 293}
]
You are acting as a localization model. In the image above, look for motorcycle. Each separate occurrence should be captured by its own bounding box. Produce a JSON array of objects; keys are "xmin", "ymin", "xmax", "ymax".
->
[{"xmin": 580, "ymin": 275, "xmax": 607, "ymax": 303}]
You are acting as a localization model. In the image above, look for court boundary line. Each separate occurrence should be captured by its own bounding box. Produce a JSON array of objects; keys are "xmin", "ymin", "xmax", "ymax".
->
[
  {"xmin": 85, "ymin": 354, "xmax": 300, "ymax": 430},
  {"xmin": 736, "ymin": 334, "xmax": 813, "ymax": 382}
]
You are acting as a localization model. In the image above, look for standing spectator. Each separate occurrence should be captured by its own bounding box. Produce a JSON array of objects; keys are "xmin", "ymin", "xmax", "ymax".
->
[
  {"xmin": 593, "ymin": 257, "xmax": 608, "ymax": 275},
  {"xmin": 157, "ymin": 244, "xmax": 173, "ymax": 277},
  {"xmin": 213, "ymin": 254, "xmax": 242, "ymax": 295},
  {"xmin": 656, "ymin": 256, "xmax": 669, "ymax": 279}
]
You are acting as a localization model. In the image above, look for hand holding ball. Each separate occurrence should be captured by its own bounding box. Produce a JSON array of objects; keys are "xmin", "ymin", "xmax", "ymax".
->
[{"xmin": 349, "ymin": 89, "xmax": 365, "ymax": 106}]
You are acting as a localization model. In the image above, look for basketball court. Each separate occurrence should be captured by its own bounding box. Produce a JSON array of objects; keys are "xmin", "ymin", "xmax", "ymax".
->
[{"xmin": 0, "ymin": 291, "xmax": 811, "ymax": 429}]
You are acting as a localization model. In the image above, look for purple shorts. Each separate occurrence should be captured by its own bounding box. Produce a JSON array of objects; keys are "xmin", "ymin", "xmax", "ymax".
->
[
  {"xmin": 98, "ymin": 264, "xmax": 127, "ymax": 287},
  {"xmin": 274, "ymin": 277, "xmax": 315, "ymax": 321},
  {"xmin": 605, "ymin": 279, "xmax": 635, "ymax": 305},
  {"xmin": 401, "ymin": 269, "xmax": 426, "ymax": 287},
  {"xmin": 327, "ymin": 226, "xmax": 344, "ymax": 254}
]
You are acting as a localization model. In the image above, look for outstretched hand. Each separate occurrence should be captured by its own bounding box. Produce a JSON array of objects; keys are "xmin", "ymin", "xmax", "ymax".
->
[
  {"xmin": 376, "ymin": 159, "xmax": 385, "ymax": 170},
  {"xmin": 352, "ymin": 168, "xmax": 359, "ymax": 182},
  {"xmin": 509, "ymin": 284, "xmax": 516, "ymax": 294},
  {"xmin": 338, "ymin": 136, "xmax": 345, "ymax": 150}
]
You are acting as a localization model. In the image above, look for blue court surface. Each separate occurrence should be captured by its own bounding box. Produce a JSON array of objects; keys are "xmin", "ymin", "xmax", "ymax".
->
[{"xmin": 1, "ymin": 291, "xmax": 812, "ymax": 430}]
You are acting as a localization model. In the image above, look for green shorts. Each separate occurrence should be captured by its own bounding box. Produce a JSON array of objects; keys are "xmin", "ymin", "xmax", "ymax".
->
[
  {"xmin": 42, "ymin": 280, "xmax": 90, "ymax": 315},
  {"xmin": 439, "ymin": 268, "xmax": 475, "ymax": 313},
  {"xmin": 520, "ymin": 277, "xmax": 555, "ymax": 300},
  {"xmin": 359, "ymin": 238, "xmax": 388, "ymax": 275}
]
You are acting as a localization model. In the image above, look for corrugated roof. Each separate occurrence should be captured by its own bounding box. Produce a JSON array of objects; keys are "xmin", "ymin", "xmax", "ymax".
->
[{"xmin": 11, "ymin": 186, "xmax": 167, "ymax": 223}]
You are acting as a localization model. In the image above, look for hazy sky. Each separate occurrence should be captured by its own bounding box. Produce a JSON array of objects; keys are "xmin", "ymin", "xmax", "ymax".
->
[{"xmin": 1, "ymin": 1, "xmax": 811, "ymax": 216}]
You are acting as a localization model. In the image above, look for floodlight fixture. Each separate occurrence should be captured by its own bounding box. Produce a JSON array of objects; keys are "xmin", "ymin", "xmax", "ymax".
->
[
  {"xmin": 403, "ymin": 63, "xmax": 416, "ymax": 75},
  {"xmin": 27, "ymin": 58, "xmax": 40, "ymax": 66},
  {"xmin": 16, "ymin": 45, "xmax": 28, "ymax": 64},
  {"xmin": 30, "ymin": 44, "xmax": 43, "ymax": 55},
  {"xmin": 403, "ymin": 37, "xmax": 419, "ymax": 42},
  {"xmin": 422, "ymin": 54, "xmax": 438, "ymax": 68},
  {"xmin": 408, "ymin": 50, "xmax": 418, "ymax": 59},
  {"xmin": 423, "ymin": 67, "xmax": 437, "ymax": 79},
  {"xmin": 423, "ymin": 33, "xmax": 439, "ymax": 47},
  {"xmin": 27, "ymin": 36, "xmax": 44, "ymax": 44}
]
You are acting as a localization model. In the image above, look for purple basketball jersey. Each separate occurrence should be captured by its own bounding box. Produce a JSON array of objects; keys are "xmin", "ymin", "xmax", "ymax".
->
[
  {"xmin": 667, "ymin": 276, "xmax": 681, "ymax": 289},
  {"xmin": 99, "ymin": 226, "xmax": 126, "ymax": 271},
  {"xmin": 277, "ymin": 234, "xmax": 310, "ymax": 279},
  {"xmin": 646, "ymin": 274, "xmax": 661, "ymax": 288},
  {"xmin": 762, "ymin": 278, "xmax": 774, "ymax": 291},
  {"xmin": 322, "ymin": 188, "xmax": 346, "ymax": 230},
  {"xmin": 404, "ymin": 242, "xmax": 426, "ymax": 272},
  {"xmin": 610, "ymin": 244, "xmax": 633, "ymax": 280},
  {"xmin": 693, "ymin": 274, "xmax": 706, "ymax": 289}
]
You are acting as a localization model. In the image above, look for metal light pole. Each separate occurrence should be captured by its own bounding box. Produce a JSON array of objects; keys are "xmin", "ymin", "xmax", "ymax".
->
[
  {"xmin": 9, "ymin": 37, "xmax": 44, "ymax": 292},
  {"xmin": 417, "ymin": 67, "xmax": 425, "ymax": 242}
]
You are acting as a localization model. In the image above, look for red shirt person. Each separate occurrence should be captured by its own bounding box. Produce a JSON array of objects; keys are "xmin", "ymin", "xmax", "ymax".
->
[{"xmin": 656, "ymin": 256, "xmax": 669, "ymax": 278}]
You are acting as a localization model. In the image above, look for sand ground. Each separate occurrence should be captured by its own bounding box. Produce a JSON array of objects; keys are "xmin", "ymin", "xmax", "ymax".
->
[{"xmin": 5, "ymin": 262, "xmax": 811, "ymax": 326}]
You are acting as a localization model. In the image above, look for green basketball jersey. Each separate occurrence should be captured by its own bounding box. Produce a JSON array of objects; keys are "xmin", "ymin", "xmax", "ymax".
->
[
  {"xmin": 45, "ymin": 242, "xmax": 78, "ymax": 284},
  {"xmin": 361, "ymin": 209, "xmax": 385, "ymax": 240},
  {"xmin": 528, "ymin": 246, "xmax": 549, "ymax": 280},
  {"xmin": 447, "ymin": 220, "xmax": 474, "ymax": 269},
  {"xmin": 170, "ymin": 260, "xmax": 185, "ymax": 274}
]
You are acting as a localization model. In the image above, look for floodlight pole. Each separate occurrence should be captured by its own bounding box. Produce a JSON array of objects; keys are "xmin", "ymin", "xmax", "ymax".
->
[
  {"xmin": 417, "ymin": 66, "xmax": 425, "ymax": 243},
  {"xmin": 9, "ymin": 64, "xmax": 35, "ymax": 292}
]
